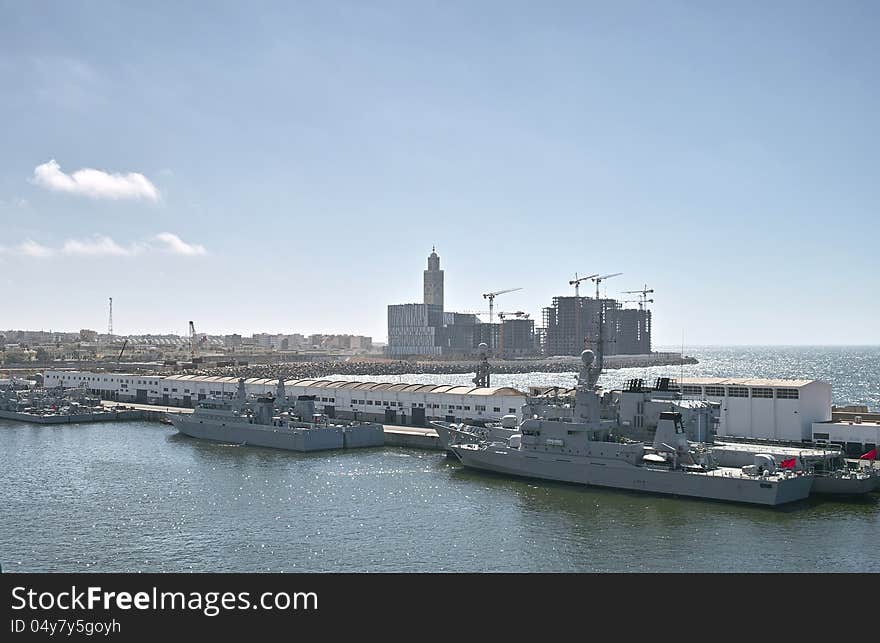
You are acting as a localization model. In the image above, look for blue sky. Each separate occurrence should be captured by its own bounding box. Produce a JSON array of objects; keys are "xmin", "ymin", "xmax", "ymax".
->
[{"xmin": 0, "ymin": 1, "xmax": 877, "ymax": 344}]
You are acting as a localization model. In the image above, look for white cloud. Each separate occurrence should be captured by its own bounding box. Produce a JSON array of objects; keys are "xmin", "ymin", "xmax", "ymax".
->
[
  {"xmin": 154, "ymin": 232, "xmax": 206, "ymax": 256},
  {"xmin": 1, "ymin": 233, "xmax": 206, "ymax": 258},
  {"xmin": 61, "ymin": 235, "xmax": 142, "ymax": 257},
  {"xmin": 16, "ymin": 240, "xmax": 55, "ymax": 258},
  {"xmin": 31, "ymin": 159, "xmax": 160, "ymax": 201}
]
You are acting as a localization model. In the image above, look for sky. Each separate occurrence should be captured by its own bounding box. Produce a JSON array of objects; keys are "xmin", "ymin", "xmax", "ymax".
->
[{"xmin": 0, "ymin": 1, "xmax": 877, "ymax": 345}]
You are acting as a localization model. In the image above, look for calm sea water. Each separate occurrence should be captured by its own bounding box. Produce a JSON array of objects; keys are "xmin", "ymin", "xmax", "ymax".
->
[{"xmin": 2, "ymin": 346, "xmax": 878, "ymax": 573}]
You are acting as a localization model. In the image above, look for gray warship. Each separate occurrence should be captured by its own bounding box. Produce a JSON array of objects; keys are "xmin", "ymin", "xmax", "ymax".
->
[
  {"xmin": 447, "ymin": 311, "xmax": 814, "ymax": 506},
  {"xmin": 172, "ymin": 378, "xmax": 385, "ymax": 452},
  {"xmin": 610, "ymin": 378, "xmax": 876, "ymax": 496}
]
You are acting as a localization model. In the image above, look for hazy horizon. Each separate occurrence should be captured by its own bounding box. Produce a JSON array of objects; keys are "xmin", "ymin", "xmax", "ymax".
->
[{"xmin": 2, "ymin": 2, "xmax": 877, "ymax": 345}]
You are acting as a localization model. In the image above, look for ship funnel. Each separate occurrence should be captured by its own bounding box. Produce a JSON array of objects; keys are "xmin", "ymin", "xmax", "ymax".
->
[
  {"xmin": 654, "ymin": 411, "xmax": 689, "ymax": 453},
  {"xmin": 276, "ymin": 378, "xmax": 287, "ymax": 409},
  {"xmin": 294, "ymin": 395, "xmax": 317, "ymax": 422}
]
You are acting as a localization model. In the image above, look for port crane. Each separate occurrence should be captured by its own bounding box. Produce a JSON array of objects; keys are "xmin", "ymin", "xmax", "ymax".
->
[
  {"xmin": 568, "ymin": 273, "xmax": 598, "ymax": 298},
  {"xmin": 590, "ymin": 273, "xmax": 622, "ymax": 299},
  {"xmin": 188, "ymin": 321, "xmax": 198, "ymax": 362},
  {"xmin": 482, "ymin": 288, "xmax": 522, "ymax": 324},
  {"xmin": 116, "ymin": 339, "xmax": 128, "ymax": 366}
]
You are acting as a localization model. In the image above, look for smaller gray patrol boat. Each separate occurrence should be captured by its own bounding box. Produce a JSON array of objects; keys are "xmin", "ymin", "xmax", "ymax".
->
[{"xmin": 172, "ymin": 378, "xmax": 385, "ymax": 452}]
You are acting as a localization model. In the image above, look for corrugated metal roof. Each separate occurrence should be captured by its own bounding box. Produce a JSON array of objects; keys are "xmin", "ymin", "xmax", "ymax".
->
[
  {"xmin": 680, "ymin": 377, "xmax": 823, "ymax": 388},
  {"xmin": 472, "ymin": 386, "xmax": 523, "ymax": 396}
]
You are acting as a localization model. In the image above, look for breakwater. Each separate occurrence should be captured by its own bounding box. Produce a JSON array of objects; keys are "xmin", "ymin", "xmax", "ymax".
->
[{"xmin": 190, "ymin": 352, "xmax": 696, "ymax": 381}]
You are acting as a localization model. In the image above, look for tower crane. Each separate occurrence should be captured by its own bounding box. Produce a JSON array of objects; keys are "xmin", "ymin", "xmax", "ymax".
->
[
  {"xmin": 621, "ymin": 298, "xmax": 654, "ymax": 309},
  {"xmin": 621, "ymin": 285, "xmax": 654, "ymax": 310},
  {"xmin": 568, "ymin": 273, "xmax": 598, "ymax": 298},
  {"xmin": 482, "ymin": 288, "xmax": 522, "ymax": 324},
  {"xmin": 590, "ymin": 273, "xmax": 622, "ymax": 300}
]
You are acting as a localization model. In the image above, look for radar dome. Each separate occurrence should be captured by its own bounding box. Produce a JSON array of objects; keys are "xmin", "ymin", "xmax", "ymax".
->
[
  {"xmin": 581, "ymin": 349, "xmax": 594, "ymax": 366},
  {"xmin": 478, "ymin": 342, "xmax": 488, "ymax": 352}
]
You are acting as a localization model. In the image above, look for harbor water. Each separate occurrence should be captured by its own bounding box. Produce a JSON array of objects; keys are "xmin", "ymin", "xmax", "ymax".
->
[{"xmin": 2, "ymin": 346, "xmax": 879, "ymax": 572}]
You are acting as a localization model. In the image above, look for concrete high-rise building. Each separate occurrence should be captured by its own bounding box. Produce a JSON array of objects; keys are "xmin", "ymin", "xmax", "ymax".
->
[
  {"xmin": 423, "ymin": 247, "xmax": 444, "ymax": 308},
  {"xmin": 387, "ymin": 303, "xmax": 445, "ymax": 357},
  {"xmin": 542, "ymin": 297, "xmax": 651, "ymax": 356}
]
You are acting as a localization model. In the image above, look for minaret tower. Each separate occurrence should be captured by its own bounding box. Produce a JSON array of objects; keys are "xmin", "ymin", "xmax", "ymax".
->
[{"xmin": 423, "ymin": 246, "xmax": 444, "ymax": 309}]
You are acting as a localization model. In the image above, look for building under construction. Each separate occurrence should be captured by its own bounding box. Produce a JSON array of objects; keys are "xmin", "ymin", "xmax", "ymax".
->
[
  {"xmin": 541, "ymin": 296, "xmax": 651, "ymax": 356},
  {"xmin": 472, "ymin": 316, "xmax": 538, "ymax": 357}
]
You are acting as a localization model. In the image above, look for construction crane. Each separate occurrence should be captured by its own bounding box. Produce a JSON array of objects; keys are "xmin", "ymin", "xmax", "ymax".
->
[
  {"xmin": 621, "ymin": 298, "xmax": 654, "ymax": 309},
  {"xmin": 497, "ymin": 311, "xmax": 530, "ymax": 320},
  {"xmin": 622, "ymin": 285, "xmax": 654, "ymax": 310},
  {"xmin": 482, "ymin": 288, "xmax": 522, "ymax": 324},
  {"xmin": 590, "ymin": 273, "xmax": 622, "ymax": 299},
  {"xmin": 116, "ymin": 339, "xmax": 128, "ymax": 366},
  {"xmin": 188, "ymin": 321, "xmax": 198, "ymax": 362},
  {"xmin": 568, "ymin": 273, "xmax": 598, "ymax": 298}
]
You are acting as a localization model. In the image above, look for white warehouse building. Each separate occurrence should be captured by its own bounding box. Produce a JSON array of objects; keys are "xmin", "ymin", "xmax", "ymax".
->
[
  {"xmin": 44, "ymin": 371, "xmax": 526, "ymax": 426},
  {"xmin": 677, "ymin": 377, "xmax": 832, "ymax": 441}
]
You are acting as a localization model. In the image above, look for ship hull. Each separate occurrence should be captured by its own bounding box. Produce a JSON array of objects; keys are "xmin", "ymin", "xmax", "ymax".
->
[
  {"xmin": 451, "ymin": 445, "xmax": 813, "ymax": 506},
  {"xmin": 811, "ymin": 475, "xmax": 877, "ymax": 496},
  {"xmin": 172, "ymin": 416, "xmax": 383, "ymax": 452}
]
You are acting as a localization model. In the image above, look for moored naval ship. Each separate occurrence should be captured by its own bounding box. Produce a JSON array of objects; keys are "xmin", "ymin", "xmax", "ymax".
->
[
  {"xmin": 172, "ymin": 378, "xmax": 385, "ymax": 452},
  {"xmin": 448, "ymin": 311, "xmax": 814, "ymax": 506},
  {"xmin": 608, "ymin": 378, "xmax": 876, "ymax": 496}
]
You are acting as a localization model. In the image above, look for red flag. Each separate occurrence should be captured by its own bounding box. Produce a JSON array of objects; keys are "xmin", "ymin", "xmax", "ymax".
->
[
  {"xmin": 779, "ymin": 458, "xmax": 797, "ymax": 469},
  {"xmin": 859, "ymin": 449, "xmax": 877, "ymax": 461}
]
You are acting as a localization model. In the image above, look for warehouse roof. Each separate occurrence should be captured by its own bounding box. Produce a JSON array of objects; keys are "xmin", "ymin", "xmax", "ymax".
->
[{"xmin": 679, "ymin": 377, "xmax": 824, "ymax": 388}]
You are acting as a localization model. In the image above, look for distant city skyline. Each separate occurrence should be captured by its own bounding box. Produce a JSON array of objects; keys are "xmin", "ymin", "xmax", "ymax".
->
[{"xmin": 1, "ymin": 2, "xmax": 878, "ymax": 345}]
